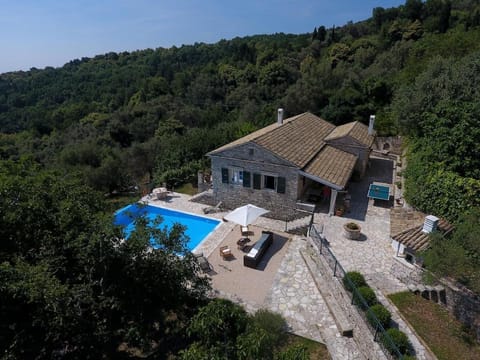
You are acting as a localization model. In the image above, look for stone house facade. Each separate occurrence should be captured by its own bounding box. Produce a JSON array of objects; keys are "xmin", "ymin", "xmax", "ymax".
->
[{"xmin": 207, "ymin": 111, "xmax": 375, "ymax": 218}]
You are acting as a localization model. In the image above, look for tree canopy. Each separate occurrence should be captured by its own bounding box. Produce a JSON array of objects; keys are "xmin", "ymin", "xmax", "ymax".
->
[
  {"xmin": 1, "ymin": 1, "xmax": 479, "ymax": 199},
  {"xmin": 0, "ymin": 159, "xmax": 210, "ymax": 358}
]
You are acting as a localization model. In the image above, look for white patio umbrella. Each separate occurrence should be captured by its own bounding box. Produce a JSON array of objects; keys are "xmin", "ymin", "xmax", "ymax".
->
[{"xmin": 224, "ymin": 204, "xmax": 269, "ymax": 230}]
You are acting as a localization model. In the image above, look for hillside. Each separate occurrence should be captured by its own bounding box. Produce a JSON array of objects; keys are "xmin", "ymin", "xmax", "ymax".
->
[
  {"xmin": 1, "ymin": 0, "xmax": 480, "ymax": 285},
  {"xmin": 0, "ymin": 1, "xmax": 479, "ymax": 208},
  {"xmin": 1, "ymin": 1, "xmax": 480, "ymax": 358}
]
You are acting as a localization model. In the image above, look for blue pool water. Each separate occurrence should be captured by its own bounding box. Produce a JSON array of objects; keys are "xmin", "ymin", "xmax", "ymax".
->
[{"xmin": 114, "ymin": 204, "xmax": 221, "ymax": 251}]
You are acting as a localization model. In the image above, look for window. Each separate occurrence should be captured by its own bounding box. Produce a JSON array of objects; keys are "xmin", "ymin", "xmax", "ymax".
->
[
  {"xmin": 221, "ymin": 167, "xmax": 246, "ymax": 186},
  {"xmin": 223, "ymin": 168, "xmax": 285, "ymax": 193},
  {"xmin": 231, "ymin": 169, "xmax": 243, "ymax": 185},
  {"xmin": 252, "ymin": 173, "xmax": 286, "ymax": 193},
  {"xmin": 264, "ymin": 175, "xmax": 276, "ymax": 190},
  {"xmin": 243, "ymin": 171, "xmax": 251, "ymax": 188}
]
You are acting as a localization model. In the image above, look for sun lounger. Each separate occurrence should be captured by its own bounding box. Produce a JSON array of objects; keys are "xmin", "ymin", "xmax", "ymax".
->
[
  {"xmin": 204, "ymin": 201, "xmax": 222, "ymax": 214},
  {"xmin": 151, "ymin": 187, "xmax": 168, "ymax": 200},
  {"xmin": 194, "ymin": 252, "xmax": 211, "ymax": 272}
]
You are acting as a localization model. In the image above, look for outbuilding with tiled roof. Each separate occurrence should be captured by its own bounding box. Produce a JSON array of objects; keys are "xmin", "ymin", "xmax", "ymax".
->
[{"xmin": 390, "ymin": 207, "xmax": 454, "ymax": 265}]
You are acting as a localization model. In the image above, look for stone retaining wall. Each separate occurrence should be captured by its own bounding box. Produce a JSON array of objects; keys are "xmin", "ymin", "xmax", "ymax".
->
[
  {"xmin": 390, "ymin": 256, "xmax": 424, "ymax": 285},
  {"xmin": 441, "ymin": 279, "xmax": 480, "ymax": 341}
]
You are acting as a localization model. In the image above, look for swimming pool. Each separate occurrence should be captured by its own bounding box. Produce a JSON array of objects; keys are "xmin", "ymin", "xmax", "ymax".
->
[{"xmin": 114, "ymin": 204, "xmax": 221, "ymax": 251}]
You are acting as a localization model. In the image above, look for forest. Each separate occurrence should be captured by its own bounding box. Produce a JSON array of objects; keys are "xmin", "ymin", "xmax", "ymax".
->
[{"xmin": 1, "ymin": 0, "xmax": 480, "ymax": 358}]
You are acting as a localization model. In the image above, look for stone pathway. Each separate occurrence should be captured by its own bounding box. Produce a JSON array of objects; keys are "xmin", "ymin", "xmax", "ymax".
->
[{"xmin": 266, "ymin": 237, "xmax": 365, "ymax": 360}]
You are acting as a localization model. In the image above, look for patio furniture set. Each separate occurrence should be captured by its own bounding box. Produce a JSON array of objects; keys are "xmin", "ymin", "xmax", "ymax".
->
[
  {"xmin": 218, "ymin": 228, "xmax": 273, "ymax": 269},
  {"xmin": 196, "ymin": 204, "xmax": 274, "ymax": 272}
]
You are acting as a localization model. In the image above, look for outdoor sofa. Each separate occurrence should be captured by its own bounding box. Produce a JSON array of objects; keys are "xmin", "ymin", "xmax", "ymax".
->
[{"xmin": 243, "ymin": 231, "xmax": 273, "ymax": 268}]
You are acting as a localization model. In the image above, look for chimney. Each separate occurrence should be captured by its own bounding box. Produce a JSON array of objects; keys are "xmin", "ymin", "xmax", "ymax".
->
[
  {"xmin": 368, "ymin": 115, "xmax": 375, "ymax": 136},
  {"xmin": 422, "ymin": 215, "xmax": 439, "ymax": 234},
  {"xmin": 277, "ymin": 108, "xmax": 284, "ymax": 125}
]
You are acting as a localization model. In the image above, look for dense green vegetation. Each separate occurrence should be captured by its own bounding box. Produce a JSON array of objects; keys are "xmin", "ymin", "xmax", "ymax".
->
[
  {"xmin": 2, "ymin": 0, "xmax": 480, "ymax": 357},
  {"xmin": 0, "ymin": 159, "xmax": 210, "ymax": 358},
  {"xmin": 179, "ymin": 300, "xmax": 317, "ymax": 359},
  {"xmin": 422, "ymin": 208, "xmax": 480, "ymax": 293},
  {"xmin": 1, "ymin": 0, "xmax": 480, "ymax": 200}
]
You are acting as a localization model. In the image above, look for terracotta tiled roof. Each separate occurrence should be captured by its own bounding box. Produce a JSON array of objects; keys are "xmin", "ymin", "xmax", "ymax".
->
[
  {"xmin": 254, "ymin": 112, "xmax": 335, "ymax": 167},
  {"xmin": 391, "ymin": 208, "xmax": 454, "ymax": 252},
  {"xmin": 208, "ymin": 112, "xmax": 374, "ymax": 189},
  {"xmin": 325, "ymin": 121, "xmax": 375, "ymax": 147},
  {"xmin": 208, "ymin": 112, "xmax": 336, "ymax": 167},
  {"xmin": 207, "ymin": 122, "xmax": 282, "ymax": 155},
  {"xmin": 302, "ymin": 146, "xmax": 357, "ymax": 189}
]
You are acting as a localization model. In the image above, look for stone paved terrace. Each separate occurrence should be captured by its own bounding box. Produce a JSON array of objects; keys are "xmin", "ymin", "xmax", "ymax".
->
[
  {"xmin": 313, "ymin": 157, "xmax": 408, "ymax": 295},
  {"xmin": 141, "ymin": 163, "xmax": 433, "ymax": 359},
  {"xmin": 143, "ymin": 193, "xmax": 369, "ymax": 358}
]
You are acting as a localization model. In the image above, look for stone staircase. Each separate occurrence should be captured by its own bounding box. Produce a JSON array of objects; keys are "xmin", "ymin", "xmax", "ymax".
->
[
  {"xmin": 407, "ymin": 284, "xmax": 447, "ymax": 304},
  {"xmin": 285, "ymin": 214, "xmax": 313, "ymax": 235}
]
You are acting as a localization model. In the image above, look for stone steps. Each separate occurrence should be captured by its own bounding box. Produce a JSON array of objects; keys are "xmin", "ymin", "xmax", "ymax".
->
[
  {"xmin": 286, "ymin": 215, "xmax": 312, "ymax": 235},
  {"xmin": 301, "ymin": 246, "xmax": 385, "ymax": 359},
  {"xmin": 407, "ymin": 284, "xmax": 446, "ymax": 304}
]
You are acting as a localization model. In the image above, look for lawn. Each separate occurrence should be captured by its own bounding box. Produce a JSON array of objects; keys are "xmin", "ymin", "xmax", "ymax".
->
[{"xmin": 389, "ymin": 291, "xmax": 480, "ymax": 360}]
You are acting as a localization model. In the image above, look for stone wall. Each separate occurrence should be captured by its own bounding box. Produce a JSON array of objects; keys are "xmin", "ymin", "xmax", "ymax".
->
[
  {"xmin": 390, "ymin": 256, "xmax": 424, "ymax": 285},
  {"xmin": 374, "ymin": 136, "xmax": 403, "ymax": 156},
  {"xmin": 441, "ymin": 279, "xmax": 480, "ymax": 341},
  {"xmin": 210, "ymin": 144, "xmax": 299, "ymax": 219}
]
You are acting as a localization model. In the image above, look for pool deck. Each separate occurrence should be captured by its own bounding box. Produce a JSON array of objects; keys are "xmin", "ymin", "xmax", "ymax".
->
[{"xmin": 141, "ymin": 159, "xmax": 432, "ymax": 360}]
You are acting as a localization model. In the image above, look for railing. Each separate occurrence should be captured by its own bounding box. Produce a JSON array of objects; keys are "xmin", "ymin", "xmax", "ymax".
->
[{"xmin": 310, "ymin": 224, "xmax": 406, "ymax": 360}]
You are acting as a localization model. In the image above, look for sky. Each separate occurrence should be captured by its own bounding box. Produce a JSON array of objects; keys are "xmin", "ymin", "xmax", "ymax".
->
[{"xmin": 0, "ymin": 0, "xmax": 405, "ymax": 74}]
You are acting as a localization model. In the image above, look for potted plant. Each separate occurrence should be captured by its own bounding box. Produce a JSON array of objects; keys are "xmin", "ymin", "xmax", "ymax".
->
[{"xmin": 344, "ymin": 221, "xmax": 361, "ymax": 240}]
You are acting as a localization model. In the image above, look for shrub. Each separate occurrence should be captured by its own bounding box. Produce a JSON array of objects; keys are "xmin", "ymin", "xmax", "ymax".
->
[
  {"xmin": 367, "ymin": 304, "xmax": 392, "ymax": 329},
  {"xmin": 252, "ymin": 309, "xmax": 287, "ymax": 346},
  {"xmin": 343, "ymin": 271, "xmax": 367, "ymax": 292},
  {"xmin": 354, "ymin": 286, "xmax": 378, "ymax": 309},
  {"xmin": 236, "ymin": 325, "xmax": 271, "ymax": 360},
  {"xmin": 381, "ymin": 328, "xmax": 412, "ymax": 356},
  {"xmin": 187, "ymin": 299, "xmax": 248, "ymax": 347},
  {"xmin": 236, "ymin": 309, "xmax": 288, "ymax": 359},
  {"xmin": 276, "ymin": 344, "xmax": 309, "ymax": 360}
]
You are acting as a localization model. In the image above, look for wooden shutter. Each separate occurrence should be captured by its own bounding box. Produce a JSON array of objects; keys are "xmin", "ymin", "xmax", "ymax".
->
[
  {"xmin": 253, "ymin": 173, "xmax": 261, "ymax": 189},
  {"xmin": 221, "ymin": 168, "xmax": 229, "ymax": 183},
  {"xmin": 277, "ymin": 176, "xmax": 286, "ymax": 193},
  {"xmin": 243, "ymin": 171, "xmax": 251, "ymax": 188}
]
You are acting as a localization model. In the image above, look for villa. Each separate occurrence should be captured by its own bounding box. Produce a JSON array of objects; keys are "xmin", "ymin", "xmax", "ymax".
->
[{"xmin": 207, "ymin": 110, "xmax": 376, "ymax": 218}]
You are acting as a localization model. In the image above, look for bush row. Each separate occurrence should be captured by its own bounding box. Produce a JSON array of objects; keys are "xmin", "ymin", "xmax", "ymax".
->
[{"xmin": 343, "ymin": 271, "xmax": 413, "ymax": 359}]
